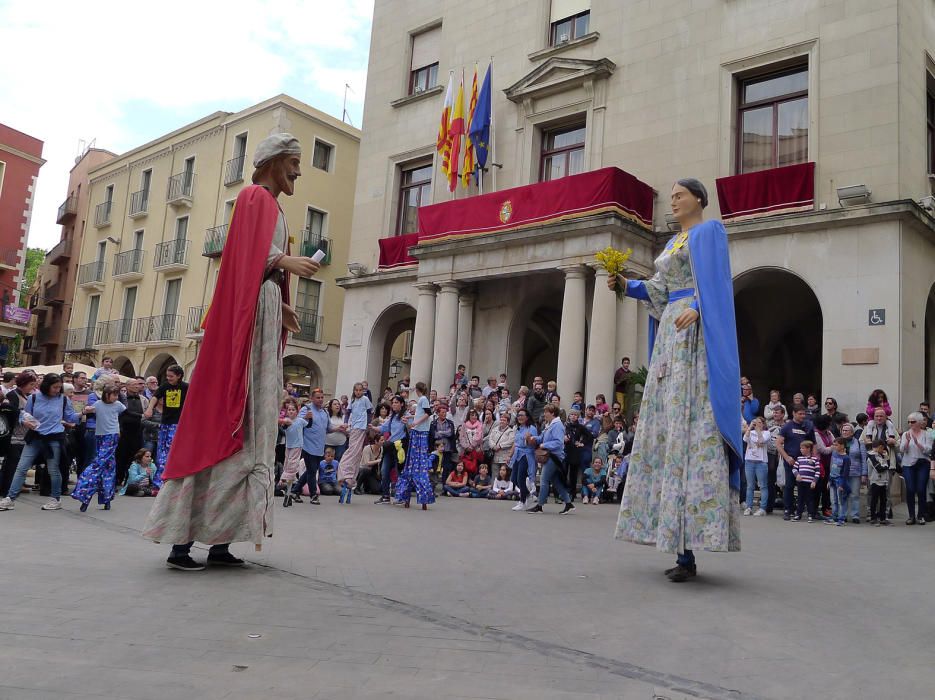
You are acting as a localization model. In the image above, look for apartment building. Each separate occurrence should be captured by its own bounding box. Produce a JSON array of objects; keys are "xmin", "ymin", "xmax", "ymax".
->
[
  {"xmin": 335, "ymin": 0, "xmax": 935, "ymax": 419},
  {"xmin": 66, "ymin": 95, "xmax": 360, "ymax": 393}
]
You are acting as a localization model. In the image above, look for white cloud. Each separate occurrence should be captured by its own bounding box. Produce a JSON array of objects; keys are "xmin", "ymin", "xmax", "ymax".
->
[{"xmin": 0, "ymin": 0, "xmax": 372, "ymax": 249}]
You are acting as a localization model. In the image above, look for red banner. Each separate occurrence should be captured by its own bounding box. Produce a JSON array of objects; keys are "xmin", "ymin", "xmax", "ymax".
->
[
  {"xmin": 716, "ymin": 162, "xmax": 815, "ymax": 222},
  {"xmin": 378, "ymin": 232, "xmax": 419, "ymax": 269}
]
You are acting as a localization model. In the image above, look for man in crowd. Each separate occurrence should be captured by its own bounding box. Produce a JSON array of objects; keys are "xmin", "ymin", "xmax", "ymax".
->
[
  {"xmin": 142, "ymin": 364, "xmax": 189, "ymax": 487},
  {"xmin": 918, "ymin": 401, "xmax": 930, "ymax": 429},
  {"xmin": 776, "ymin": 404, "xmax": 813, "ymax": 521},
  {"xmin": 295, "ymin": 387, "xmax": 346, "ymax": 504},
  {"xmin": 527, "ymin": 382, "xmax": 547, "ymax": 428},
  {"xmin": 741, "ymin": 382, "xmax": 760, "ymax": 424},
  {"xmin": 823, "ymin": 397, "xmax": 848, "ymax": 437},
  {"xmin": 468, "ymin": 376, "xmax": 483, "ymax": 400},
  {"xmin": 613, "ymin": 357, "xmax": 632, "ymax": 413},
  {"xmin": 115, "ymin": 376, "xmax": 146, "ymax": 486},
  {"xmin": 143, "ymin": 376, "xmax": 159, "ymax": 400},
  {"xmin": 482, "ymin": 377, "xmax": 499, "ymax": 400},
  {"xmin": 454, "ymin": 364, "xmax": 467, "ymax": 387}
]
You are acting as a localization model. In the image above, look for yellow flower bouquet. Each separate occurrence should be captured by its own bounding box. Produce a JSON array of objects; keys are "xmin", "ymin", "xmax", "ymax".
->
[{"xmin": 594, "ymin": 246, "xmax": 632, "ymax": 299}]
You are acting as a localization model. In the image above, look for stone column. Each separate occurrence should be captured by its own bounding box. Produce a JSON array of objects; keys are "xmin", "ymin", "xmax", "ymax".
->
[
  {"xmin": 409, "ymin": 283, "xmax": 437, "ymax": 389},
  {"xmin": 456, "ymin": 291, "xmax": 475, "ymax": 374},
  {"xmin": 585, "ymin": 265, "xmax": 617, "ymax": 405},
  {"xmin": 636, "ymin": 302, "xmax": 650, "ymax": 370},
  {"xmin": 431, "ymin": 281, "xmax": 461, "ymax": 392},
  {"xmin": 556, "ymin": 265, "xmax": 588, "ymax": 399},
  {"xmin": 616, "ymin": 296, "xmax": 639, "ymax": 370}
]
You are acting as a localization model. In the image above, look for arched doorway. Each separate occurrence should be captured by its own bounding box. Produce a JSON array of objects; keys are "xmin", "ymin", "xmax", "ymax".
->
[
  {"xmin": 734, "ymin": 267, "xmax": 822, "ymax": 407},
  {"xmin": 283, "ymin": 354, "xmax": 322, "ymax": 397},
  {"xmin": 506, "ymin": 273, "xmax": 565, "ymax": 389},
  {"xmin": 366, "ymin": 303, "xmax": 416, "ymax": 394},
  {"xmin": 112, "ymin": 355, "xmax": 135, "ymax": 377},
  {"xmin": 925, "ymin": 283, "xmax": 935, "ymax": 405},
  {"xmin": 144, "ymin": 353, "xmax": 178, "ymax": 383}
]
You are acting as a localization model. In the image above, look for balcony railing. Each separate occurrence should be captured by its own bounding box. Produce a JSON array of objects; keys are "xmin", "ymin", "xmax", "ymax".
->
[
  {"xmin": 0, "ymin": 249, "xmax": 19, "ymax": 269},
  {"xmin": 47, "ymin": 237, "xmax": 72, "ymax": 265},
  {"xmin": 113, "ymin": 248, "xmax": 145, "ymax": 278},
  {"xmin": 129, "ymin": 189, "xmax": 149, "ymax": 218},
  {"xmin": 300, "ymin": 230, "xmax": 332, "ymax": 265},
  {"xmin": 153, "ymin": 239, "xmax": 189, "ymax": 270},
  {"xmin": 94, "ymin": 200, "xmax": 113, "ymax": 227},
  {"xmin": 224, "ymin": 155, "xmax": 245, "ymax": 186},
  {"xmin": 293, "ymin": 309, "xmax": 323, "ymax": 343},
  {"xmin": 134, "ymin": 314, "xmax": 180, "ymax": 343},
  {"xmin": 43, "ymin": 279, "xmax": 65, "ymax": 305},
  {"xmin": 57, "ymin": 195, "xmax": 78, "ymax": 225},
  {"xmin": 78, "ymin": 260, "xmax": 106, "ymax": 287},
  {"xmin": 37, "ymin": 325, "xmax": 57, "ymax": 346},
  {"xmin": 203, "ymin": 224, "xmax": 228, "ymax": 258},
  {"xmin": 96, "ymin": 318, "xmax": 135, "ymax": 345},
  {"xmin": 187, "ymin": 305, "xmax": 207, "ymax": 335},
  {"xmin": 166, "ymin": 171, "xmax": 195, "ymax": 205},
  {"xmin": 65, "ymin": 326, "xmax": 96, "ymax": 352}
]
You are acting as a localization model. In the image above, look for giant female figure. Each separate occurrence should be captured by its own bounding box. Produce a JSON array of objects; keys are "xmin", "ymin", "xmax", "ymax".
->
[{"xmin": 608, "ymin": 179, "xmax": 742, "ymax": 582}]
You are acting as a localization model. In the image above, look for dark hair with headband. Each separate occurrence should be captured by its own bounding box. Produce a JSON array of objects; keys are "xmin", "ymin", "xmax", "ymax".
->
[{"xmin": 676, "ymin": 178, "xmax": 708, "ymax": 208}]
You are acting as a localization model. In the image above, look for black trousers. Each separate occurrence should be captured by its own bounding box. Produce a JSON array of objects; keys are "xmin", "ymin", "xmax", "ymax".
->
[
  {"xmin": 292, "ymin": 451, "xmax": 323, "ymax": 495},
  {"xmin": 115, "ymin": 425, "xmax": 142, "ymax": 486},
  {"xmin": 0, "ymin": 441, "xmax": 23, "ymax": 497},
  {"xmin": 869, "ymin": 483, "xmax": 888, "ymax": 521}
]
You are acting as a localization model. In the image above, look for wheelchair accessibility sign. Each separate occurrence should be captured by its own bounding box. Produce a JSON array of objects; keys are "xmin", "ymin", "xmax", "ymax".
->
[{"xmin": 868, "ymin": 309, "xmax": 886, "ymax": 326}]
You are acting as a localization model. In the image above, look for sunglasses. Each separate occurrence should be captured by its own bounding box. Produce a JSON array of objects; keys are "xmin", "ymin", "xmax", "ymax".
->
[{"xmin": 908, "ymin": 420, "xmax": 917, "ymax": 424}]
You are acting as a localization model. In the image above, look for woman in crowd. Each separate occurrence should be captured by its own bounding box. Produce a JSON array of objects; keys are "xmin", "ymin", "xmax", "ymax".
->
[
  {"xmin": 0, "ymin": 372, "xmax": 37, "ymax": 498},
  {"xmin": 742, "ymin": 416, "xmax": 770, "ymax": 516},
  {"xmin": 526, "ymin": 404, "xmax": 574, "ymax": 514},
  {"xmin": 609, "ymin": 178, "xmax": 742, "ymax": 582},
  {"xmin": 326, "ymin": 398, "xmax": 349, "ymax": 462},
  {"xmin": 373, "ymin": 403, "xmax": 390, "ymax": 427},
  {"xmin": 805, "ymin": 394, "xmax": 821, "ymax": 419},
  {"xmin": 0, "ymin": 373, "xmax": 81, "ymax": 511},
  {"xmin": 375, "ymin": 395, "xmax": 407, "ymax": 504},
  {"xmin": 508, "ymin": 408, "xmax": 538, "ymax": 510},
  {"xmin": 866, "ymin": 389, "xmax": 892, "ymax": 418},
  {"xmin": 356, "ymin": 433, "xmax": 384, "ymax": 495},
  {"xmin": 482, "ymin": 408, "xmax": 496, "ymax": 451},
  {"xmin": 812, "ymin": 414, "xmax": 835, "ymax": 517},
  {"xmin": 121, "ymin": 448, "xmax": 156, "ymax": 497},
  {"xmin": 73, "ymin": 385, "xmax": 126, "ymax": 512},
  {"xmin": 899, "ymin": 411, "xmax": 933, "ymax": 525},
  {"xmin": 451, "ymin": 393, "xmax": 469, "ymax": 430},
  {"xmin": 395, "ymin": 382, "xmax": 435, "ymax": 510},
  {"xmin": 458, "ymin": 408, "xmax": 484, "ymax": 476},
  {"xmin": 581, "ymin": 456, "xmax": 607, "ymax": 504},
  {"xmin": 428, "ymin": 401, "xmax": 456, "ymax": 482},
  {"xmin": 840, "ymin": 422, "xmax": 866, "ymax": 523},
  {"xmin": 513, "ymin": 386, "xmax": 529, "ymax": 411},
  {"xmin": 487, "ymin": 412, "xmax": 514, "ymax": 479}
]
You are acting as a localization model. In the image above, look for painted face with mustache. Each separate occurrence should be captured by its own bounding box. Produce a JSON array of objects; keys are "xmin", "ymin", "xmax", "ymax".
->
[{"xmin": 271, "ymin": 153, "xmax": 302, "ymax": 196}]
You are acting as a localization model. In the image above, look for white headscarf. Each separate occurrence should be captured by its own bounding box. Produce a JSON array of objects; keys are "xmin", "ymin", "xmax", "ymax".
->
[{"xmin": 252, "ymin": 133, "xmax": 302, "ymax": 168}]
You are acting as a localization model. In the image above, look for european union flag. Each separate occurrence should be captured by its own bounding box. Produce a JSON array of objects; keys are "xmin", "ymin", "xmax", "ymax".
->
[{"xmin": 468, "ymin": 64, "xmax": 492, "ymax": 177}]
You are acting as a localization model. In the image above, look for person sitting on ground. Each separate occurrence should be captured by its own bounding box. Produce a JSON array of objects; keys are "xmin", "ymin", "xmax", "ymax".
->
[
  {"xmin": 318, "ymin": 447, "xmax": 340, "ymax": 496},
  {"xmin": 489, "ymin": 465, "xmax": 517, "ymax": 500},
  {"xmin": 470, "ymin": 463, "xmax": 493, "ymax": 498},
  {"xmin": 356, "ymin": 433, "xmax": 384, "ymax": 495},
  {"xmin": 122, "ymin": 448, "xmax": 157, "ymax": 497},
  {"xmin": 443, "ymin": 461, "xmax": 470, "ymax": 497},
  {"xmin": 581, "ymin": 456, "xmax": 607, "ymax": 505}
]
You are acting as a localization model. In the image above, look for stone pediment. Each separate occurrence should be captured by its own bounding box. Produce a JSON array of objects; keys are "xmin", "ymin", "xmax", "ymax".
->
[{"xmin": 503, "ymin": 57, "xmax": 616, "ymax": 103}]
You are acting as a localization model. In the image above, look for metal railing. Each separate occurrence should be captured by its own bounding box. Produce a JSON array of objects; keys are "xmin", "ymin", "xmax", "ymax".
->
[
  {"xmin": 300, "ymin": 229, "xmax": 332, "ymax": 265},
  {"xmin": 224, "ymin": 155, "xmax": 245, "ymax": 185},
  {"xmin": 129, "ymin": 189, "xmax": 149, "ymax": 217},
  {"xmin": 43, "ymin": 279, "xmax": 65, "ymax": 305},
  {"xmin": 113, "ymin": 248, "xmax": 145, "ymax": 277},
  {"xmin": 57, "ymin": 195, "xmax": 78, "ymax": 224},
  {"xmin": 48, "ymin": 237, "xmax": 72, "ymax": 264},
  {"xmin": 153, "ymin": 239, "xmax": 189, "ymax": 268},
  {"xmin": 166, "ymin": 171, "xmax": 195, "ymax": 202},
  {"xmin": 94, "ymin": 200, "xmax": 112, "ymax": 227},
  {"xmin": 203, "ymin": 224, "xmax": 228, "ymax": 257},
  {"xmin": 96, "ymin": 318, "xmax": 134, "ymax": 345},
  {"xmin": 134, "ymin": 314, "xmax": 180, "ymax": 343},
  {"xmin": 65, "ymin": 326, "xmax": 96, "ymax": 351},
  {"xmin": 187, "ymin": 305, "xmax": 207, "ymax": 334},
  {"xmin": 78, "ymin": 260, "xmax": 106, "ymax": 285},
  {"xmin": 293, "ymin": 309, "xmax": 323, "ymax": 343}
]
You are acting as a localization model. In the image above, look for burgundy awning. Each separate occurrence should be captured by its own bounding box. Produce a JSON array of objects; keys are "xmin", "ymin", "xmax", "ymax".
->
[
  {"xmin": 715, "ymin": 162, "xmax": 815, "ymax": 222},
  {"xmin": 377, "ymin": 232, "xmax": 419, "ymax": 269}
]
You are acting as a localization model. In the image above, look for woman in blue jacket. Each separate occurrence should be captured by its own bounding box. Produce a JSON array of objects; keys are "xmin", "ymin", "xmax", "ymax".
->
[
  {"xmin": 526, "ymin": 404, "xmax": 575, "ymax": 515},
  {"xmin": 508, "ymin": 408, "xmax": 538, "ymax": 510}
]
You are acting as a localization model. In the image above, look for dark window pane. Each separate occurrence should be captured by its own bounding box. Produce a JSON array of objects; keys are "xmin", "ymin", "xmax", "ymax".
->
[
  {"xmin": 777, "ymin": 97, "xmax": 808, "ymax": 167},
  {"xmin": 313, "ymin": 142, "xmax": 332, "ymax": 171},
  {"xmin": 744, "ymin": 68, "xmax": 807, "ymax": 104},
  {"xmin": 551, "ymin": 18, "xmax": 573, "ymax": 45},
  {"xmin": 740, "ymin": 106, "xmax": 774, "ymax": 174},
  {"xmin": 574, "ymin": 12, "xmax": 589, "ymax": 37},
  {"xmin": 427, "ymin": 63, "xmax": 438, "ymax": 89}
]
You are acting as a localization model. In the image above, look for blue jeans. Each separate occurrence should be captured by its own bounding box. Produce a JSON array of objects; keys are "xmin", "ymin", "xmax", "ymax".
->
[
  {"xmin": 379, "ymin": 447, "xmax": 400, "ymax": 498},
  {"xmin": 444, "ymin": 485, "xmax": 469, "ymax": 496},
  {"xmin": 292, "ymin": 452, "xmax": 323, "ymax": 495},
  {"xmin": 8, "ymin": 439, "xmax": 64, "ymax": 500},
  {"xmin": 677, "ymin": 550, "xmax": 695, "ymax": 569},
  {"xmin": 847, "ymin": 475, "xmax": 862, "ymax": 519},
  {"xmin": 581, "ymin": 484, "xmax": 603, "ymax": 500},
  {"xmin": 537, "ymin": 454, "xmax": 570, "ymax": 506},
  {"xmin": 830, "ymin": 478, "xmax": 850, "ymax": 521},
  {"xmin": 744, "ymin": 460, "xmax": 768, "ymax": 510},
  {"xmin": 903, "ymin": 459, "xmax": 930, "ymax": 520}
]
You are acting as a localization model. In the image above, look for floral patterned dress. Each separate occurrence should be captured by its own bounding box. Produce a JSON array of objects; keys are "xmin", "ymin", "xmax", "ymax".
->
[{"xmin": 614, "ymin": 237, "xmax": 740, "ymax": 555}]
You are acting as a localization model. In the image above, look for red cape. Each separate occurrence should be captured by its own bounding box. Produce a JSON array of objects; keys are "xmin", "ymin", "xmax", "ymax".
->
[{"xmin": 162, "ymin": 185, "xmax": 289, "ymax": 481}]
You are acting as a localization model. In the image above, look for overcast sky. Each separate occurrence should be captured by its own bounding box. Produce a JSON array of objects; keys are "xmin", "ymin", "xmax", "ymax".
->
[{"xmin": 0, "ymin": 0, "xmax": 373, "ymax": 250}]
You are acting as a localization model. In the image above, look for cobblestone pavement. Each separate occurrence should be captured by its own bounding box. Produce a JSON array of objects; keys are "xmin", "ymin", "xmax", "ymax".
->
[{"xmin": 1, "ymin": 492, "xmax": 930, "ymax": 700}]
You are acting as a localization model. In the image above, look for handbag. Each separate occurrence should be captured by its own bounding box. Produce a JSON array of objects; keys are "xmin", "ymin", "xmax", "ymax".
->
[{"xmin": 534, "ymin": 447, "xmax": 550, "ymax": 464}]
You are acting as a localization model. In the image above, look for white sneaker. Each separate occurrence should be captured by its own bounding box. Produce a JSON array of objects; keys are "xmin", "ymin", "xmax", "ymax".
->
[
  {"xmin": 40, "ymin": 499, "xmax": 61, "ymax": 511},
  {"xmin": 743, "ymin": 507, "xmax": 752, "ymax": 516},
  {"xmin": 753, "ymin": 508, "xmax": 766, "ymax": 517},
  {"xmin": 511, "ymin": 501, "xmax": 525, "ymax": 511},
  {"xmin": 582, "ymin": 496, "xmax": 590, "ymax": 504},
  {"xmin": 0, "ymin": 497, "xmax": 13, "ymax": 510}
]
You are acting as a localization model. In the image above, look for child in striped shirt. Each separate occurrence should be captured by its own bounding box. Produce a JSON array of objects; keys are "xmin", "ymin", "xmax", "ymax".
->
[{"xmin": 792, "ymin": 440, "xmax": 820, "ymax": 522}]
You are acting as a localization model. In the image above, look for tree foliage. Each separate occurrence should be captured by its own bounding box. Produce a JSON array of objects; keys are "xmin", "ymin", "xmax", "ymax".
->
[{"xmin": 18, "ymin": 247, "xmax": 46, "ymax": 307}]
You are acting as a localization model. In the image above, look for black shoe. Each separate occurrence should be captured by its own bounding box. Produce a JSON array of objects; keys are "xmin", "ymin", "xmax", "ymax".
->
[
  {"xmin": 291, "ymin": 494, "xmax": 303, "ymax": 503},
  {"xmin": 906, "ymin": 518, "xmax": 917, "ymax": 526},
  {"xmin": 667, "ymin": 565, "xmax": 696, "ymax": 583},
  {"xmin": 664, "ymin": 564, "xmax": 697, "ymax": 578},
  {"xmin": 310, "ymin": 495, "xmax": 320, "ymax": 505},
  {"xmin": 526, "ymin": 504, "xmax": 543, "ymax": 513},
  {"xmin": 283, "ymin": 493, "xmax": 292, "ymax": 507},
  {"xmin": 374, "ymin": 496, "xmax": 390, "ymax": 504},
  {"xmin": 79, "ymin": 502, "xmax": 88, "ymax": 513},
  {"xmin": 783, "ymin": 513, "xmax": 791, "ymax": 521},
  {"xmin": 166, "ymin": 555, "xmax": 205, "ymax": 571},
  {"xmin": 206, "ymin": 551, "xmax": 245, "ymax": 567},
  {"xmin": 560, "ymin": 502, "xmax": 576, "ymax": 515},
  {"xmin": 103, "ymin": 502, "xmax": 110, "ymax": 511},
  {"xmin": 851, "ymin": 518, "xmax": 860, "ymax": 524}
]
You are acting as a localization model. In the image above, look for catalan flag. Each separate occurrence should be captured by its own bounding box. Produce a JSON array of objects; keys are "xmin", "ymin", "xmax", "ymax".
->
[
  {"xmin": 437, "ymin": 72, "xmax": 455, "ymax": 181},
  {"xmin": 461, "ymin": 65, "xmax": 479, "ymax": 188},
  {"xmin": 447, "ymin": 71, "xmax": 466, "ymax": 192}
]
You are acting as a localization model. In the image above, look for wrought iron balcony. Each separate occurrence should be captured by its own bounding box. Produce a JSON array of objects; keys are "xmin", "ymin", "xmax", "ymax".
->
[
  {"xmin": 186, "ymin": 305, "xmax": 207, "ymax": 336},
  {"xmin": 293, "ymin": 309, "xmax": 323, "ymax": 343},
  {"xmin": 65, "ymin": 326, "xmax": 96, "ymax": 352},
  {"xmin": 166, "ymin": 171, "xmax": 195, "ymax": 206},
  {"xmin": 203, "ymin": 224, "xmax": 228, "ymax": 258},
  {"xmin": 94, "ymin": 200, "xmax": 113, "ymax": 227},
  {"xmin": 96, "ymin": 318, "xmax": 134, "ymax": 346},
  {"xmin": 78, "ymin": 260, "xmax": 106, "ymax": 288},
  {"xmin": 153, "ymin": 239, "xmax": 189, "ymax": 271},
  {"xmin": 129, "ymin": 189, "xmax": 149, "ymax": 218},
  {"xmin": 47, "ymin": 237, "xmax": 72, "ymax": 265},
  {"xmin": 224, "ymin": 155, "xmax": 245, "ymax": 186},
  {"xmin": 43, "ymin": 279, "xmax": 65, "ymax": 306},
  {"xmin": 134, "ymin": 314, "xmax": 180, "ymax": 344},
  {"xmin": 113, "ymin": 248, "xmax": 145, "ymax": 279},
  {"xmin": 300, "ymin": 229, "xmax": 332, "ymax": 265},
  {"xmin": 57, "ymin": 195, "xmax": 78, "ymax": 225}
]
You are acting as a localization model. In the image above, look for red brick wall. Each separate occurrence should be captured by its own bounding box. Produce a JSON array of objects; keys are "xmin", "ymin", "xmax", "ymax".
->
[{"xmin": 0, "ymin": 123, "xmax": 44, "ymax": 306}]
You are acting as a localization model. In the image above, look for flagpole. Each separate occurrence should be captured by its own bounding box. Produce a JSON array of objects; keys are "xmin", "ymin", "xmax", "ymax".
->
[{"xmin": 489, "ymin": 56, "xmax": 497, "ymax": 192}]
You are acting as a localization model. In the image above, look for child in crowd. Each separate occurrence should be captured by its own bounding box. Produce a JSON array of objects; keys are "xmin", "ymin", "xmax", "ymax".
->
[
  {"xmin": 444, "ymin": 461, "xmax": 470, "ymax": 497},
  {"xmin": 570, "ymin": 392, "xmax": 584, "ymax": 412},
  {"xmin": 489, "ymin": 465, "xmax": 517, "ymax": 500},
  {"xmin": 278, "ymin": 399, "xmax": 307, "ymax": 507},
  {"xmin": 828, "ymin": 436, "xmax": 851, "ymax": 525},
  {"xmin": 792, "ymin": 440, "xmax": 820, "ymax": 522},
  {"xmin": 581, "ymin": 456, "xmax": 607, "ymax": 505},
  {"xmin": 594, "ymin": 394, "xmax": 610, "ymax": 416},
  {"xmin": 122, "ymin": 448, "xmax": 156, "ymax": 497},
  {"xmin": 470, "ymin": 463, "xmax": 493, "ymax": 498},
  {"xmin": 318, "ymin": 447, "xmax": 340, "ymax": 496},
  {"xmin": 337, "ymin": 382, "xmax": 371, "ymax": 504},
  {"xmin": 498, "ymin": 387, "xmax": 512, "ymax": 415},
  {"xmin": 73, "ymin": 385, "xmax": 125, "ymax": 513},
  {"xmin": 866, "ymin": 439, "xmax": 894, "ymax": 525}
]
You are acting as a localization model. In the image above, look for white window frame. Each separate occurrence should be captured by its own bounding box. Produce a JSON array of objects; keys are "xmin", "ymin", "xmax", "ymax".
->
[{"xmin": 311, "ymin": 137, "xmax": 336, "ymax": 173}]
